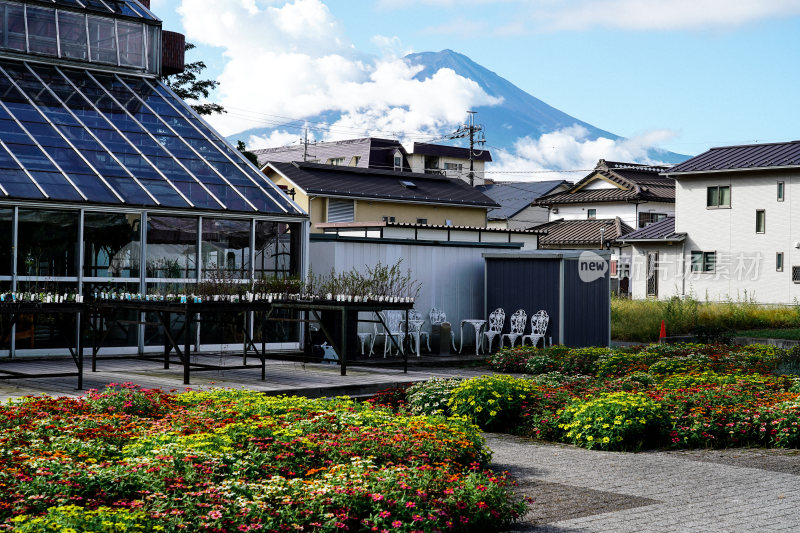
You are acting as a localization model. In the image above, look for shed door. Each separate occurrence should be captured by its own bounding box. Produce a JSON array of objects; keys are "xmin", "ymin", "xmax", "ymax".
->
[{"xmin": 646, "ymin": 252, "xmax": 659, "ymax": 297}]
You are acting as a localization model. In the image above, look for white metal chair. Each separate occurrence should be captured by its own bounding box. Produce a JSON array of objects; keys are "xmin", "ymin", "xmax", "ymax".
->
[
  {"xmin": 482, "ymin": 308, "xmax": 505, "ymax": 353},
  {"xmin": 429, "ymin": 307, "xmax": 456, "ymax": 352},
  {"xmin": 522, "ymin": 310, "xmax": 550, "ymax": 348},
  {"xmin": 357, "ymin": 328, "xmax": 374, "ymax": 356},
  {"xmin": 407, "ymin": 309, "xmax": 429, "ymax": 354},
  {"xmin": 377, "ymin": 310, "xmax": 405, "ymax": 357},
  {"xmin": 500, "ymin": 309, "xmax": 527, "ymax": 349}
]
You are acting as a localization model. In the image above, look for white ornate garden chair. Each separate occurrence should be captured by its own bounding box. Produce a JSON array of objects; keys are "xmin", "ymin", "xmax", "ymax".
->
[
  {"xmin": 482, "ymin": 308, "xmax": 505, "ymax": 353},
  {"xmin": 407, "ymin": 308, "xmax": 429, "ymax": 353},
  {"xmin": 500, "ymin": 309, "xmax": 527, "ymax": 349},
  {"xmin": 522, "ymin": 310, "xmax": 549, "ymax": 348},
  {"xmin": 377, "ymin": 310, "xmax": 405, "ymax": 357},
  {"xmin": 429, "ymin": 307, "xmax": 456, "ymax": 351}
]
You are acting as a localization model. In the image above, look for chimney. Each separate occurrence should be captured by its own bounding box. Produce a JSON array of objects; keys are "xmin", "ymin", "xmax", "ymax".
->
[
  {"xmin": 138, "ymin": 0, "xmax": 150, "ymax": 8},
  {"xmin": 161, "ymin": 31, "xmax": 186, "ymax": 76}
]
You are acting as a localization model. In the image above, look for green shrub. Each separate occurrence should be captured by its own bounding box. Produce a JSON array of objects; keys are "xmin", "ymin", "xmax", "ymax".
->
[
  {"xmin": 405, "ymin": 377, "xmax": 463, "ymax": 416},
  {"xmin": 448, "ymin": 375, "xmax": 537, "ymax": 432},
  {"xmin": 558, "ymin": 392, "xmax": 669, "ymax": 451},
  {"xmin": 649, "ymin": 354, "xmax": 712, "ymax": 375},
  {"xmin": 596, "ymin": 352, "xmax": 652, "ymax": 377},
  {"xmin": 524, "ymin": 355, "xmax": 557, "ymax": 375},
  {"xmin": 557, "ymin": 347, "xmax": 611, "ymax": 375}
]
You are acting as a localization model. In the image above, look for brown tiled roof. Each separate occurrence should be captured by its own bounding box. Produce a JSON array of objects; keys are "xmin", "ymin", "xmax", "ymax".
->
[
  {"xmin": 537, "ymin": 217, "xmax": 634, "ymax": 246},
  {"xmin": 666, "ymin": 140, "xmax": 800, "ymax": 174},
  {"xmin": 616, "ymin": 216, "xmax": 685, "ymax": 243},
  {"xmin": 537, "ymin": 159, "xmax": 674, "ymax": 206}
]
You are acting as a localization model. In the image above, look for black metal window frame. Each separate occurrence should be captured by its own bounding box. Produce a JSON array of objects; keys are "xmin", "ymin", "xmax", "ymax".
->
[
  {"xmin": 756, "ymin": 209, "xmax": 766, "ymax": 234},
  {"xmin": 690, "ymin": 250, "xmax": 716, "ymax": 273}
]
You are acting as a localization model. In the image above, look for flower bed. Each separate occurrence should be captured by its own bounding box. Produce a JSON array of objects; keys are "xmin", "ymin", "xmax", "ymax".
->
[
  {"xmin": 380, "ymin": 343, "xmax": 800, "ymax": 452},
  {"xmin": 0, "ymin": 386, "xmax": 527, "ymax": 532}
]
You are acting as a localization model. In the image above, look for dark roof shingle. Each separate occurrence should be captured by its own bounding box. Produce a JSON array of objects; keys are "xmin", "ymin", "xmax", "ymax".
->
[
  {"xmin": 477, "ymin": 180, "xmax": 568, "ymax": 220},
  {"xmin": 666, "ymin": 141, "xmax": 800, "ymax": 174},
  {"xmin": 268, "ymin": 162, "xmax": 499, "ymax": 208},
  {"xmin": 412, "ymin": 142, "xmax": 492, "ymax": 162},
  {"xmin": 537, "ymin": 217, "xmax": 633, "ymax": 246},
  {"xmin": 617, "ymin": 216, "xmax": 685, "ymax": 242},
  {"xmin": 537, "ymin": 159, "xmax": 674, "ymax": 206}
]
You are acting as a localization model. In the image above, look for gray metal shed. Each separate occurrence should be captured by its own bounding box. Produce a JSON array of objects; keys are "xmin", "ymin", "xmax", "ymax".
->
[{"xmin": 484, "ymin": 251, "xmax": 611, "ymax": 348}]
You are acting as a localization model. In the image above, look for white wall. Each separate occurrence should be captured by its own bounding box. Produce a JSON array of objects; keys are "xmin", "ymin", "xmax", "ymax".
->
[
  {"xmin": 551, "ymin": 201, "xmax": 675, "ymax": 230},
  {"xmin": 674, "ymin": 172, "xmax": 796, "ymax": 304},
  {"xmin": 628, "ymin": 242, "xmax": 685, "ymax": 300}
]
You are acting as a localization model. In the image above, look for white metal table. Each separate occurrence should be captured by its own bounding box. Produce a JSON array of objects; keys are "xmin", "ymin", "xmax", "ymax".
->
[{"xmin": 459, "ymin": 318, "xmax": 486, "ymax": 355}]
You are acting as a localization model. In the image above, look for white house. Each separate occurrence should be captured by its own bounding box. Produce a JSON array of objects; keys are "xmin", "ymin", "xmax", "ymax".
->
[{"xmin": 621, "ymin": 140, "xmax": 800, "ymax": 304}]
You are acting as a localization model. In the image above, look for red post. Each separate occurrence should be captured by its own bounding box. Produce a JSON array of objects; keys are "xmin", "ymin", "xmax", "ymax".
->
[{"xmin": 659, "ymin": 320, "xmax": 667, "ymax": 340}]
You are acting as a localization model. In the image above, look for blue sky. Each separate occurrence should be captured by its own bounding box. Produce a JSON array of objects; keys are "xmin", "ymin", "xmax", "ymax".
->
[{"xmin": 150, "ymin": 0, "xmax": 800, "ymax": 169}]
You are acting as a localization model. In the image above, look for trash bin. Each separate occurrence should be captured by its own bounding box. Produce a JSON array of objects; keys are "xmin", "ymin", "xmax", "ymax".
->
[{"xmin": 438, "ymin": 321, "xmax": 451, "ymax": 356}]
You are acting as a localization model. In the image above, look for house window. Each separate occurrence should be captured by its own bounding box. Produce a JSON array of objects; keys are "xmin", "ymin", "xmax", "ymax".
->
[
  {"xmin": 778, "ymin": 181, "xmax": 785, "ymax": 202},
  {"xmin": 777, "ymin": 252, "xmax": 784, "ymax": 272},
  {"xmin": 444, "ymin": 162, "xmax": 463, "ymax": 172},
  {"xmin": 691, "ymin": 251, "xmax": 716, "ymax": 273},
  {"xmin": 382, "ymin": 216, "xmax": 396, "ymax": 223},
  {"xmin": 793, "ymin": 266, "xmax": 800, "ymax": 283},
  {"xmin": 328, "ymin": 157, "xmax": 345, "ymax": 166},
  {"xmin": 327, "ymin": 199, "xmax": 354, "ymax": 223},
  {"xmin": 416, "ymin": 218, "xmax": 428, "ymax": 225},
  {"xmin": 638, "ymin": 212, "xmax": 667, "ymax": 228},
  {"xmin": 587, "ymin": 209, "xmax": 596, "ymax": 219},
  {"xmin": 349, "ymin": 156, "xmax": 361, "ymax": 166},
  {"xmin": 756, "ymin": 210, "xmax": 766, "ymax": 233},
  {"xmin": 707, "ymin": 185, "xmax": 731, "ymax": 208},
  {"xmin": 393, "ymin": 152, "xmax": 403, "ymax": 171}
]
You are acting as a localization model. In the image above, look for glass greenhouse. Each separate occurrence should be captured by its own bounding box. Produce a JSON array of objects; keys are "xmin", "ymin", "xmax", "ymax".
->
[{"xmin": 0, "ymin": 0, "xmax": 308, "ymax": 355}]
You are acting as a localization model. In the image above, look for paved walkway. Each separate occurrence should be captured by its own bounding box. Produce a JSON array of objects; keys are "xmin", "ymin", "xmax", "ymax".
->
[
  {"xmin": 0, "ymin": 353, "xmax": 488, "ymax": 401},
  {"xmin": 486, "ymin": 434, "xmax": 800, "ymax": 532}
]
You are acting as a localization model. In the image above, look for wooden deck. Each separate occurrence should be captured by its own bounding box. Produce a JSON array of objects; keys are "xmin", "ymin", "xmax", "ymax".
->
[{"xmin": 0, "ymin": 351, "xmax": 495, "ymax": 402}]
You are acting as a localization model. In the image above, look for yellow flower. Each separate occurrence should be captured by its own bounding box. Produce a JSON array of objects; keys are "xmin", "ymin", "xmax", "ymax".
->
[
  {"xmin": 586, "ymin": 436, "xmax": 594, "ymax": 441},
  {"xmin": 602, "ymin": 437, "xmax": 610, "ymax": 443}
]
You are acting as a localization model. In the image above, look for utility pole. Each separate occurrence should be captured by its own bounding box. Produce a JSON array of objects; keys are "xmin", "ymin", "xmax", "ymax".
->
[
  {"xmin": 302, "ymin": 128, "xmax": 309, "ymax": 162},
  {"xmin": 445, "ymin": 111, "xmax": 485, "ymax": 186}
]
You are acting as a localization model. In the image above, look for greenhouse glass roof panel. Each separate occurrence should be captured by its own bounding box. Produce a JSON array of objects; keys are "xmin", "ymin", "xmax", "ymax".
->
[
  {"xmin": 51, "ymin": 0, "xmax": 158, "ymax": 21},
  {"xmin": 0, "ymin": 59, "xmax": 301, "ymax": 215}
]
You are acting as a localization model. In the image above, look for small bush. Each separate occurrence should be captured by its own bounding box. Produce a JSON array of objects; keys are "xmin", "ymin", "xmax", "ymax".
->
[
  {"xmin": 558, "ymin": 392, "xmax": 669, "ymax": 451},
  {"xmin": 83, "ymin": 383, "xmax": 169, "ymax": 416},
  {"xmin": 524, "ymin": 355, "xmax": 557, "ymax": 375},
  {"xmin": 448, "ymin": 375, "xmax": 537, "ymax": 432},
  {"xmin": 649, "ymin": 354, "xmax": 712, "ymax": 376},
  {"xmin": 405, "ymin": 377, "xmax": 463, "ymax": 416}
]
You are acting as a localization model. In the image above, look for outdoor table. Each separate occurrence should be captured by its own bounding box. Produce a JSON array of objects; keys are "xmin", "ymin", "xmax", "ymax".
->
[
  {"xmin": 459, "ymin": 318, "xmax": 486, "ymax": 355},
  {"xmin": 402, "ymin": 318, "xmax": 425, "ymax": 357}
]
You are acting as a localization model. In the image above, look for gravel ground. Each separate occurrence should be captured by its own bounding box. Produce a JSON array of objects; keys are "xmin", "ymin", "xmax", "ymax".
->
[{"xmin": 486, "ymin": 434, "xmax": 800, "ymax": 532}]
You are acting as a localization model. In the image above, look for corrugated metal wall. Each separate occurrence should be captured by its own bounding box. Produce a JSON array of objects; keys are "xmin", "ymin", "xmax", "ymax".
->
[
  {"xmin": 485, "ymin": 258, "xmax": 561, "ymax": 345},
  {"xmin": 310, "ymin": 240, "xmax": 518, "ymax": 344}
]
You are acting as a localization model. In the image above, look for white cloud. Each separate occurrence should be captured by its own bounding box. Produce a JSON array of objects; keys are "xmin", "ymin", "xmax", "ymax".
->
[
  {"xmin": 399, "ymin": 0, "xmax": 800, "ymax": 32},
  {"xmin": 489, "ymin": 125, "xmax": 675, "ymax": 181},
  {"xmin": 178, "ymin": 0, "xmax": 501, "ymax": 141},
  {"xmin": 245, "ymin": 130, "xmax": 303, "ymax": 150},
  {"xmin": 538, "ymin": 0, "xmax": 800, "ymax": 31}
]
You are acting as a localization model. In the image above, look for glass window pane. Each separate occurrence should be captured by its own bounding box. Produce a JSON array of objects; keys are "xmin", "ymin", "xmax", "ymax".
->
[
  {"xmin": 88, "ymin": 15, "xmax": 117, "ymax": 64},
  {"xmin": 704, "ymin": 252, "xmax": 715, "ymax": 273},
  {"xmin": 254, "ymin": 220, "xmax": 298, "ymax": 279},
  {"xmin": 706, "ymin": 186, "xmax": 718, "ymax": 207},
  {"xmin": 84, "ymin": 212, "xmax": 141, "ymax": 278},
  {"xmin": 117, "ymin": 21, "xmax": 144, "ymax": 68},
  {"xmin": 17, "ymin": 208, "xmax": 79, "ymax": 277},
  {"xmin": 26, "ymin": 6, "xmax": 58, "ymax": 56},
  {"xmin": 202, "ymin": 218, "xmax": 251, "ymax": 279},
  {"xmin": 0, "ymin": 208, "xmax": 11, "ymax": 275},
  {"xmin": 28, "ymin": 170, "xmax": 83, "ymax": 201},
  {"xmin": 690, "ymin": 251, "xmax": 703, "ymax": 272},
  {"xmin": 57, "ymin": 11, "xmax": 88, "ymax": 60},
  {"xmin": 0, "ymin": 3, "xmax": 26, "ymax": 52},
  {"xmin": 1, "ymin": 168, "xmax": 44, "ymax": 199},
  {"xmin": 719, "ymin": 186, "xmax": 730, "ymax": 207},
  {"xmin": 146, "ymin": 215, "xmax": 197, "ymax": 279},
  {"xmin": 756, "ymin": 210, "xmax": 765, "ymax": 233}
]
